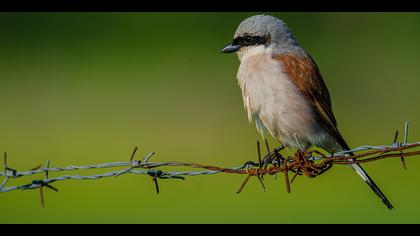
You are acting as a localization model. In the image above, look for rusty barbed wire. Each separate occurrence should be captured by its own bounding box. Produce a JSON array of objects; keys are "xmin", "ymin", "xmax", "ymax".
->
[{"xmin": 0, "ymin": 122, "xmax": 419, "ymax": 207}]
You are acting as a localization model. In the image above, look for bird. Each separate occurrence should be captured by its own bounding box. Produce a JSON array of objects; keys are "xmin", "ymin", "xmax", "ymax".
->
[{"xmin": 221, "ymin": 14, "xmax": 394, "ymax": 209}]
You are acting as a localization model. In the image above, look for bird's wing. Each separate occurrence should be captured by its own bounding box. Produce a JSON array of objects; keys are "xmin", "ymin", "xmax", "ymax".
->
[
  {"xmin": 274, "ymin": 54, "xmax": 393, "ymax": 209},
  {"xmin": 273, "ymin": 53, "xmax": 349, "ymax": 150}
]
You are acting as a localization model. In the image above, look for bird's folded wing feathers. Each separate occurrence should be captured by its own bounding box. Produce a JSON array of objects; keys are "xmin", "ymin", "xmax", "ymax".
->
[{"xmin": 273, "ymin": 54, "xmax": 348, "ymax": 149}]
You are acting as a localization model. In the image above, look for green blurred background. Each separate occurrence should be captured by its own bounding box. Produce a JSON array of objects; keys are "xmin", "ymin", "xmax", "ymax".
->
[{"xmin": 0, "ymin": 12, "xmax": 420, "ymax": 223}]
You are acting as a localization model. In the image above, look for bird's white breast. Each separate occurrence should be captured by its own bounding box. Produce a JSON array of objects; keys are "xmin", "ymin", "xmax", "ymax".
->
[{"xmin": 237, "ymin": 46, "xmax": 320, "ymax": 148}]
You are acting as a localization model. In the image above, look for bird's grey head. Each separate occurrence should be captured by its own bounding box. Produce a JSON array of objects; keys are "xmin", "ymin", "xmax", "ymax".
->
[{"xmin": 222, "ymin": 15, "xmax": 300, "ymax": 58}]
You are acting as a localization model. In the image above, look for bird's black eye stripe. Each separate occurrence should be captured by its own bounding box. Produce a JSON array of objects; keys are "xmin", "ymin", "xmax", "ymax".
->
[{"xmin": 233, "ymin": 35, "xmax": 267, "ymax": 47}]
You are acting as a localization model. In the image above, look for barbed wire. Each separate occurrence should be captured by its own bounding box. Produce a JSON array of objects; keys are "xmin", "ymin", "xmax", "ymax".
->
[{"xmin": 1, "ymin": 122, "xmax": 419, "ymax": 207}]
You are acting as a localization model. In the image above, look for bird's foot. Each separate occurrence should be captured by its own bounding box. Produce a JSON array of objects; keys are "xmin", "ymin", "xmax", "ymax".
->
[{"xmin": 236, "ymin": 140, "xmax": 287, "ymax": 194}]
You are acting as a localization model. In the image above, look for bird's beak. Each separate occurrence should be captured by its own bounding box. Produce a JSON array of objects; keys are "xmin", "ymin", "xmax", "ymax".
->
[{"xmin": 221, "ymin": 43, "xmax": 241, "ymax": 53}]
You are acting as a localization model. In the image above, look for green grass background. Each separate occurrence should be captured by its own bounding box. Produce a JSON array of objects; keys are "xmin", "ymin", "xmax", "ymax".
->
[{"xmin": 1, "ymin": 12, "xmax": 420, "ymax": 223}]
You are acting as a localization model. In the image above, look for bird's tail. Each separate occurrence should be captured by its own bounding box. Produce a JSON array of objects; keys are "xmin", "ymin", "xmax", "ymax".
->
[
  {"xmin": 333, "ymin": 132, "xmax": 394, "ymax": 209},
  {"xmin": 350, "ymin": 163, "xmax": 394, "ymax": 209}
]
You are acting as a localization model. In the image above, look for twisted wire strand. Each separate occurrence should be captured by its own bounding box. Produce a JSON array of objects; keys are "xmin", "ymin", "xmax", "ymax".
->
[
  {"xmin": 0, "ymin": 122, "xmax": 418, "ymax": 194},
  {"xmin": 0, "ymin": 167, "xmax": 243, "ymax": 193}
]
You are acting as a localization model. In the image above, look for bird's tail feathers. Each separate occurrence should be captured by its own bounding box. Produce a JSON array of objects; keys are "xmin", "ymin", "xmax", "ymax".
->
[
  {"xmin": 351, "ymin": 163, "xmax": 394, "ymax": 210},
  {"xmin": 333, "ymin": 132, "xmax": 394, "ymax": 209}
]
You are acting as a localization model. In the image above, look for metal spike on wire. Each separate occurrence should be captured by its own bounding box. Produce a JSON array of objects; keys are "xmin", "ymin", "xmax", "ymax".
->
[
  {"xmin": 0, "ymin": 122, "xmax": 420, "ymax": 207},
  {"xmin": 37, "ymin": 160, "xmax": 59, "ymax": 207},
  {"xmin": 401, "ymin": 121, "xmax": 409, "ymax": 170},
  {"xmin": 0, "ymin": 153, "xmax": 10, "ymax": 190}
]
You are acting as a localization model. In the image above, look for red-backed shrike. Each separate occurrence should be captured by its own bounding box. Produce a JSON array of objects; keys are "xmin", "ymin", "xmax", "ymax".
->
[{"xmin": 222, "ymin": 15, "xmax": 393, "ymax": 209}]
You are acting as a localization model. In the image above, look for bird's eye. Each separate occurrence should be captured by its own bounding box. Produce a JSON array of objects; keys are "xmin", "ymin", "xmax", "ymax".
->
[{"xmin": 243, "ymin": 35, "xmax": 252, "ymax": 44}]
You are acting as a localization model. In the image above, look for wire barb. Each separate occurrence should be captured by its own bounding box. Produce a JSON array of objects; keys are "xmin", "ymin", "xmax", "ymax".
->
[
  {"xmin": 35, "ymin": 160, "xmax": 59, "ymax": 208},
  {"xmin": 148, "ymin": 170, "xmax": 162, "ymax": 194},
  {"xmin": 236, "ymin": 175, "xmax": 251, "ymax": 194},
  {"xmin": 115, "ymin": 147, "xmax": 142, "ymax": 177},
  {"xmin": 283, "ymin": 158, "xmax": 291, "ymax": 193},
  {"xmin": 236, "ymin": 141, "xmax": 268, "ymax": 194},
  {"xmin": 3, "ymin": 152, "xmax": 17, "ymax": 178},
  {"xmin": 400, "ymin": 122, "xmax": 409, "ymax": 170}
]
